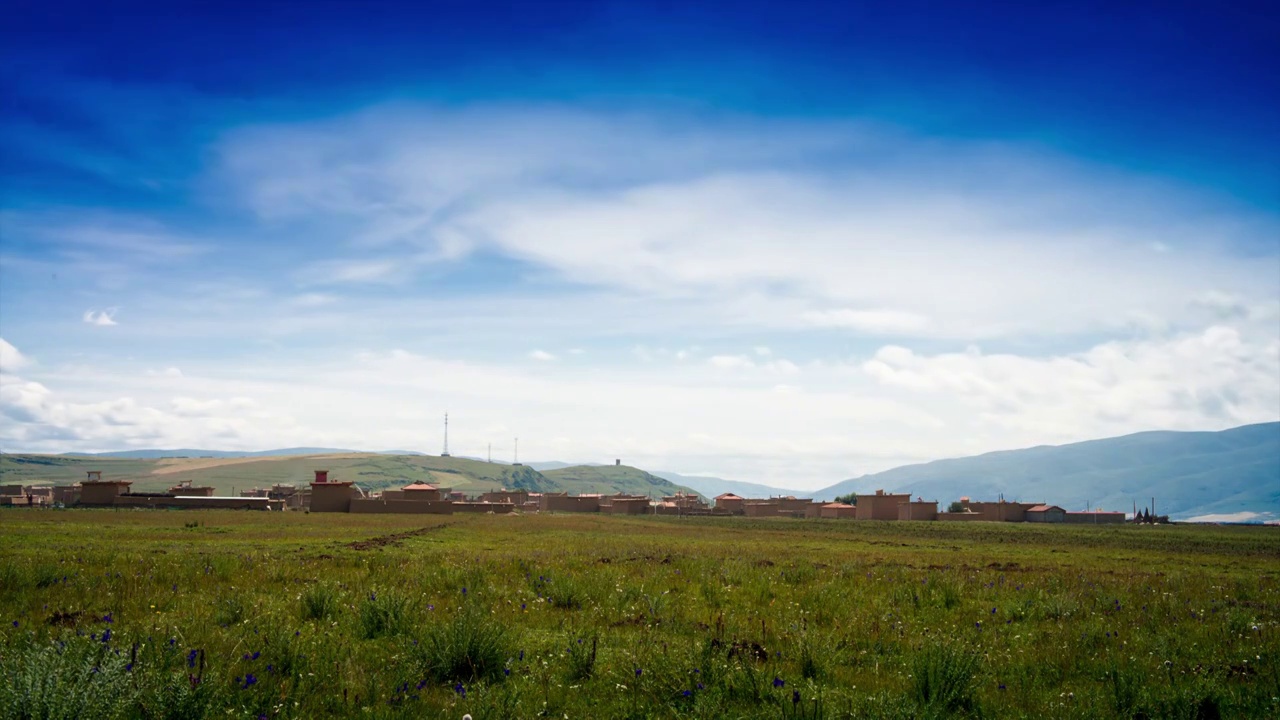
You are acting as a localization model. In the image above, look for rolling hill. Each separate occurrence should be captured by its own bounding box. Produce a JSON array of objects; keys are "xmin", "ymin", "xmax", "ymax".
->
[
  {"xmin": 813, "ymin": 422, "xmax": 1280, "ymax": 520},
  {"xmin": 649, "ymin": 470, "xmax": 800, "ymax": 500},
  {"xmin": 539, "ymin": 464, "xmax": 701, "ymax": 498},
  {"xmin": 0, "ymin": 453, "xmax": 699, "ymax": 498}
]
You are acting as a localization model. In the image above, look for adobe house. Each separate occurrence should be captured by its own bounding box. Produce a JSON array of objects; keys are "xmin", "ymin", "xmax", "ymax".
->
[
  {"xmin": 168, "ymin": 480, "xmax": 215, "ymax": 497},
  {"xmin": 402, "ymin": 482, "xmax": 443, "ymax": 502},
  {"xmin": 768, "ymin": 496, "xmax": 820, "ymax": 518},
  {"xmin": 819, "ymin": 502, "xmax": 856, "ymax": 519},
  {"xmin": 607, "ymin": 496, "xmax": 651, "ymax": 515},
  {"xmin": 481, "ymin": 490, "xmax": 530, "ymax": 506},
  {"xmin": 714, "ymin": 493, "xmax": 746, "ymax": 514},
  {"xmin": 539, "ymin": 493, "xmax": 601, "ymax": 513},
  {"xmin": 79, "ymin": 471, "xmax": 134, "ymax": 506},
  {"xmin": 968, "ymin": 500, "xmax": 1038, "ymax": 522},
  {"xmin": 309, "ymin": 470, "xmax": 356, "ymax": 512},
  {"xmin": 743, "ymin": 501, "xmax": 782, "ymax": 517},
  {"xmin": 52, "ymin": 484, "xmax": 81, "ymax": 505},
  {"xmin": 1026, "ymin": 504, "xmax": 1066, "ymax": 523},
  {"xmin": 855, "ymin": 490, "xmax": 911, "ymax": 521},
  {"xmin": 898, "ymin": 499, "xmax": 938, "ymax": 521},
  {"xmin": 1065, "ymin": 510, "xmax": 1126, "ymax": 524}
]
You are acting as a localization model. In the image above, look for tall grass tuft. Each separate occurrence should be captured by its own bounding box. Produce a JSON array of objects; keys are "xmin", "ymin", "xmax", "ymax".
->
[
  {"xmin": 359, "ymin": 589, "xmax": 409, "ymax": 639},
  {"xmin": 565, "ymin": 635, "xmax": 598, "ymax": 682},
  {"xmin": 0, "ymin": 636, "xmax": 137, "ymax": 720},
  {"xmin": 300, "ymin": 582, "xmax": 339, "ymax": 622},
  {"xmin": 415, "ymin": 603, "xmax": 510, "ymax": 683},
  {"xmin": 910, "ymin": 641, "xmax": 980, "ymax": 715}
]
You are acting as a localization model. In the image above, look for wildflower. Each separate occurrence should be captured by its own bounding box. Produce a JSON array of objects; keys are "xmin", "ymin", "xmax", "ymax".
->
[
  {"xmin": 168, "ymin": 638, "xmax": 176, "ymax": 646},
  {"xmin": 101, "ymin": 629, "xmax": 112, "ymax": 643},
  {"xmin": 697, "ymin": 682, "xmax": 705, "ymax": 690},
  {"xmin": 991, "ymin": 607, "xmax": 997, "ymax": 614},
  {"xmin": 462, "ymin": 587, "xmax": 467, "ymax": 595},
  {"xmin": 521, "ymin": 603, "xmax": 526, "ymax": 610},
  {"xmin": 252, "ymin": 651, "xmax": 260, "ymax": 660},
  {"xmin": 682, "ymin": 690, "xmax": 692, "ymax": 697},
  {"xmin": 187, "ymin": 649, "xmax": 199, "ymax": 668},
  {"xmin": 428, "ymin": 605, "xmax": 435, "ymax": 611},
  {"xmin": 454, "ymin": 682, "xmax": 466, "ymax": 698},
  {"xmin": 266, "ymin": 664, "xmax": 274, "ymax": 673},
  {"xmin": 519, "ymin": 650, "xmax": 525, "ymax": 661},
  {"xmin": 10, "ymin": 621, "xmax": 16, "ymax": 627},
  {"xmin": 416, "ymin": 680, "xmax": 427, "ymax": 690},
  {"xmin": 635, "ymin": 668, "xmax": 643, "ymax": 677},
  {"xmin": 103, "ymin": 613, "xmax": 113, "ymax": 623},
  {"xmin": 773, "ymin": 677, "xmax": 785, "ymax": 688},
  {"xmin": 242, "ymin": 673, "xmax": 258, "ymax": 689},
  {"xmin": 793, "ymin": 690, "xmax": 801, "ymax": 704},
  {"xmin": 125, "ymin": 662, "xmax": 134, "ymax": 672},
  {"xmin": 999, "ymin": 683, "xmax": 1006, "ymax": 691},
  {"xmin": 504, "ymin": 668, "xmax": 511, "ymax": 676}
]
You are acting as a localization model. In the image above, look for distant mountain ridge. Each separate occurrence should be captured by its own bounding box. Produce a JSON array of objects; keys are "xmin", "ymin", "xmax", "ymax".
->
[
  {"xmin": 59, "ymin": 448, "xmax": 424, "ymax": 459},
  {"xmin": 814, "ymin": 422, "xmax": 1280, "ymax": 520}
]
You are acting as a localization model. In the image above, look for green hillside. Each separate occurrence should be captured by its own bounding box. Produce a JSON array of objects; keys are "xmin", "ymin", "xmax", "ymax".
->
[
  {"xmin": 814, "ymin": 422, "xmax": 1280, "ymax": 520},
  {"xmin": 540, "ymin": 464, "xmax": 701, "ymax": 498},
  {"xmin": 0, "ymin": 453, "xmax": 704, "ymax": 498}
]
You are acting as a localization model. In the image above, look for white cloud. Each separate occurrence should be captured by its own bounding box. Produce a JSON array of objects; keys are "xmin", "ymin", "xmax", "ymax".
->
[
  {"xmin": 215, "ymin": 105, "xmax": 1279, "ymax": 342},
  {"xmin": 708, "ymin": 354, "xmax": 754, "ymax": 370},
  {"xmin": 0, "ymin": 338, "xmax": 28, "ymax": 372},
  {"xmin": 1184, "ymin": 511, "xmax": 1275, "ymax": 524},
  {"xmin": 146, "ymin": 367, "xmax": 184, "ymax": 379},
  {"xmin": 754, "ymin": 346, "xmax": 772, "ymax": 356},
  {"xmin": 83, "ymin": 308, "xmax": 118, "ymax": 326},
  {"xmin": 528, "ymin": 350, "xmax": 556, "ymax": 362},
  {"xmin": 802, "ymin": 308, "xmax": 932, "ymax": 335}
]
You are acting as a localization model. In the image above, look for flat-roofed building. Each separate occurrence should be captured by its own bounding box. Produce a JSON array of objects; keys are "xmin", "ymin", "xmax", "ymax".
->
[
  {"xmin": 714, "ymin": 493, "xmax": 746, "ymax": 514},
  {"xmin": 898, "ymin": 500, "xmax": 938, "ymax": 521},
  {"xmin": 855, "ymin": 490, "xmax": 910, "ymax": 521}
]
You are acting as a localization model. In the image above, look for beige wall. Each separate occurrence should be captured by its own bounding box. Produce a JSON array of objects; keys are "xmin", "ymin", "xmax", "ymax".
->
[
  {"xmin": 606, "ymin": 498, "xmax": 650, "ymax": 515},
  {"xmin": 715, "ymin": 496, "xmax": 746, "ymax": 514},
  {"xmin": 539, "ymin": 494, "xmax": 601, "ymax": 513},
  {"xmin": 820, "ymin": 504, "xmax": 856, "ymax": 519},
  {"xmin": 349, "ymin": 498, "xmax": 454, "ymax": 514},
  {"xmin": 898, "ymin": 501, "xmax": 938, "ymax": 521}
]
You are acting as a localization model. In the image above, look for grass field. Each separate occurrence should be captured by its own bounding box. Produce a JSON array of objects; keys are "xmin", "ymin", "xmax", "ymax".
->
[{"xmin": 1, "ymin": 510, "xmax": 1277, "ymax": 719}]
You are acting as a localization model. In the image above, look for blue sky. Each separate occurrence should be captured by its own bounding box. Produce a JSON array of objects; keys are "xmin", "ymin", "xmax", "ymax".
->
[{"xmin": 2, "ymin": 1, "xmax": 1278, "ymax": 490}]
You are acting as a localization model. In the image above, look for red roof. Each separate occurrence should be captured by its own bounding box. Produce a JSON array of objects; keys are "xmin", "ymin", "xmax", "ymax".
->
[
  {"xmin": 822, "ymin": 502, "xmax": 854, "ymax": 508},
  {"xmin": 1028, "ymin": 504, "xmax": 1062, "ymax": 512},
  {"xmin": 715, "ymin": 493, "xmax": 743, "ymax": 499},
  {"xmin": 403, "ymin": 483, "xmax": 438, "ymax": 491}
]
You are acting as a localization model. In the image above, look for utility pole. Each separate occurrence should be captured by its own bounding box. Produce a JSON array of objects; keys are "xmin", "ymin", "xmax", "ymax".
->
[{"xmin": 441, "ymin": 413, "xmax": 450, "ymax": 457}]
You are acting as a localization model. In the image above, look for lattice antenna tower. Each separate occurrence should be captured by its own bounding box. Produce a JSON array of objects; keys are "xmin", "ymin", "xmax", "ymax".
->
[{"xmin": 441, "ymin": 413, "xmax": 450, "ymax": 457}]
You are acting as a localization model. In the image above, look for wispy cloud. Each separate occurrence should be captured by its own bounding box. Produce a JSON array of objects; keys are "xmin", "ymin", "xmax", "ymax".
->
[
  {"xmin": 528, "ymin": 349, "xmax": 556, "ymax": 362},
  {"xmin": 82, "ymin": 308, "xmax": 118, "ymax": 326}
]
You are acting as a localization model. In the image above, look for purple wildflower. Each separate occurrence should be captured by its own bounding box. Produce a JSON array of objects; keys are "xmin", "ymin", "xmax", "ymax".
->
[
  {"xmin": 697, "ymin": 682, "xmax": 705, "ymax": 690},
  {"xmin": 242, "ymin": 673, "xmax": 258, "ymax": 689},
  {"xmin": 682, "ymin": 690, "xmax": 692, "ymax": 697},
  {"xmin": 773, "ymin": 677, "xmax": 785, "ymax": 688},
  {"xmin": 101, "ymin": 629, "xmax": 112, "ymax": 643},
  {"xmin": 187, "ymin": 650, "xmax": 199, "ymax": 667},
  {"xmin": 454, "ymin": 682, "xmax": 465, "ymax": 698},
  {"xmin": 635, "ymin": 668, "xmax": 643, "ymax": 677},
  {"xmin": 793, "ymin": 690, "xmax": 801, "ymax": 704}
]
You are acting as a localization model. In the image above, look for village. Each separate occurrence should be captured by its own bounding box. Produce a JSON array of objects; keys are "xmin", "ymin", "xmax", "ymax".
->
[{"xmin": 1, "ymin": 468, "xmax": 1133, "ymax": 524}]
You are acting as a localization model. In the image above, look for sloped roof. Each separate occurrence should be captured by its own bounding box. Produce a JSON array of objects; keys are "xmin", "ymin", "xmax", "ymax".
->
[
  {"xmin": 403, "ymin": 483, "xmax": 438, "ymax": 491},
  {"xmin": 1028, "ymin": 504, "xmax": 1063, "ymax": 512},
  {"xmin": 822, "ymin": 502, "xmax": 854, "ymax": 509}
]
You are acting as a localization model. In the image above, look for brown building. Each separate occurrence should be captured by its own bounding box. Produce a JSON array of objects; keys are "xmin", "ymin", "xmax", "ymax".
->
[
  {"xmin": 855, "ymin": 490, "xmax": 911, "ymax": 520},
  {"xmin": 898, "ymin": 500, "xmax": 938, "ymax": 521},
  {"xmin": 168, "ymin": 480, "xmax": 215, "ymax": 497},
  {"xmin": 714, "ymin": 493, "xmax": 746, "ymax": 514},
  {"xmin": 539, "ymin": 493, "xmax": 601, "ymax": 513},
  {"xmin": 481, "ymin": 490, "xmax": 530, "ymax": 506},
  {"xmin": 1064, "ymin": 510, "xmax": 1126, "ymax": 524},
  {"xmin": 968, "ymin": 501, "xmax": 1039, "ymax": 522},
  {"xmin": 819, "ymin": 502, "xmax": 856, "ymax": 519},
  {"xmin": 1026, "ymin": 504, "xmax": 1066, "ymax": 523},
  {"xmin": 309, "ymin": 470, "xmax": 356, "ymax": 512},
  {"xmin": 743, "ymin": 501, "xmax": 781, "ymax": 517},
  {"xmin": 605, "ymin": 496, "xmax": 651, "ymax": 515},
  {"xmin": 402, "ymin": 482, "xmax": 443, "ymax": 502}
]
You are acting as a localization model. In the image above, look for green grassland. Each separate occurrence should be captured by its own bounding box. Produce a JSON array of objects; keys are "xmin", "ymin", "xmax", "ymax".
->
[
  {"xmin": 0, "ymin": 454, "xmax": 700, "ymax": 498},
  {"xmin": 1, "ymin": 511, "xmax": 1277, "ymax": 719}
]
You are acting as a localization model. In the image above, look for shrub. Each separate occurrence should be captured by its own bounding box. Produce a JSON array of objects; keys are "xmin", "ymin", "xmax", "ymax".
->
[{"xmin": 415, "ymin": 604, "xmax": 510, "ymax": 683}]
